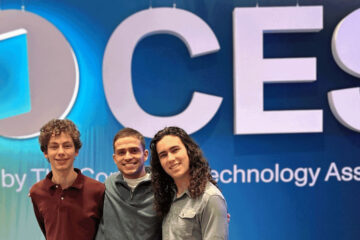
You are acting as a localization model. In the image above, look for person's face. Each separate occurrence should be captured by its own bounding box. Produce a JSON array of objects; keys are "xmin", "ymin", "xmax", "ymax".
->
[
  {"xmin": 156, "ymin": 135, "xmax": 190, "ymax": 183},
  {"xmin": 113, "ymin": 136, "xmax": 148, "ymax": 179},
  {"xmin": 44, "ymin": 132, "xmax": 78, "ymax": 173}
]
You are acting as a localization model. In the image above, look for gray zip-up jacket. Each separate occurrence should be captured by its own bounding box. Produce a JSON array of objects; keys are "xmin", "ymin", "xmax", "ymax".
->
[{"xmin": 95, "ymin": 168, "xmax": 162, "ymax": 240}]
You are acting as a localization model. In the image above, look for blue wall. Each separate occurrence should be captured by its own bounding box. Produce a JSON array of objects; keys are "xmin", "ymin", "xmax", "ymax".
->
[{"xmin": 0, "ymin": 0, "xmax": 360, "ymax": 239}]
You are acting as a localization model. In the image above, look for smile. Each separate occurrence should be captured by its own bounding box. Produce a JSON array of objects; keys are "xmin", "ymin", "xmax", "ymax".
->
[
  {"xmin": 122, "ymin": 162, "xmax": 138, "ymax": 166},
  {"xmin": 169, "ymin": 163, "xmax": 180, "ymax": 170}
]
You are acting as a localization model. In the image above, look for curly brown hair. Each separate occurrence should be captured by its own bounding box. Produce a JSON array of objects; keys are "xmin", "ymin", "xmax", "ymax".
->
[
  {"xmin": 39, "ymin": 119, "xmax": 82, "ymax": 154},
  {"xmin": 150, "ymin": 126, "xmax": 217, "ymax": 217}
]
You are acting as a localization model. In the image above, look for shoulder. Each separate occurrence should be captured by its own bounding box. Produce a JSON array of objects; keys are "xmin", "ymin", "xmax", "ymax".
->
[
  {"xmin": 106, "ymin": 171, "xmax": 122, "ymax": 182},
  {"xmin": 201, "ymin": 183, "xmax": 227, "ymax": 215},
  {"xmin": 104, "ymin": 171, "xmax": 121, "ymax": 184},
  {"xmin": 192, "ymin": 182, "xmax": 226, "ymax": 212},
  {"xmin": 103, "ymin": 171, "xmax": 126, "ymax": 191},
  {"xmin": 29, "ymin": 178, "xmax": 47, "ymax": 196},
  {"xmin": 82, "ymin": 174, "xmax": 105, "ymax": 192},
  {"xmin": 29, "ymin": 178, "xmax": 52, "ymax": 204},
  {"xmin": 203, "ymin": 182, "xmax": 225, "ymax": 200}
]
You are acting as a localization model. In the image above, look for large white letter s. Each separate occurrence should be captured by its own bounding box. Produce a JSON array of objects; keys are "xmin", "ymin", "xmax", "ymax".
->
[{"xmin": 329, "ymin": 8, "xmax": 360, "ymax": 132}]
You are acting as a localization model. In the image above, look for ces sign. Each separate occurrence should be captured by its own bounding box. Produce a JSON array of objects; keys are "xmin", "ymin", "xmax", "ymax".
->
[{"xmin": 0, "ymin": 6, "xmax": 359, "ymax": 138}]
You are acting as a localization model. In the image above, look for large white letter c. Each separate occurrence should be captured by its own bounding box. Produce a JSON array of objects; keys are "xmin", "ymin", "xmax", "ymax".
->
[{"xmin": 103, "ymin": 8, "xmax": 222, "ymax": 137}]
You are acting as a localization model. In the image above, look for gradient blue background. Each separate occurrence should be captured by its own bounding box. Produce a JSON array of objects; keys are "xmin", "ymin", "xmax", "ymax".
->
[{"xmin": 0, "ymin": 0, "xmax": 360, "ymax": 239}]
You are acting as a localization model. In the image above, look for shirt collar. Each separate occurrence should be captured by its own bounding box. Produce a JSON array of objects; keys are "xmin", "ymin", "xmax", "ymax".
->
[
  {"xmin": 114, "ymin": 166, "xmax": 152, "ymax": 184},
  {"xmin": 45, "ymin": 168, "xmax": 84, "ymax": 190},
  {"xmin": 173, "ymin": 187, "xmax": 190, "ymax": 202}
]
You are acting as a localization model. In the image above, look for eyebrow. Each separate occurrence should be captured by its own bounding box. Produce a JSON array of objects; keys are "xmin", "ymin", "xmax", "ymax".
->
[
  {"xmin": 48, "ymin": 141, "xmax": 73, "ymax": 145},
  {"xmin": 158, "ymin": 145, "xmax": 179, "ymax": 154},
  {"xmin": 169, "ymin": 145, "xmax": 180, "ymax": 150},
  {"xmin": 116, "ymin": 146, "xmax": 140, "ymax": 150},
  {"xmin": 158, "ymin": 150, "xmax": 167, "ymax": 156}
]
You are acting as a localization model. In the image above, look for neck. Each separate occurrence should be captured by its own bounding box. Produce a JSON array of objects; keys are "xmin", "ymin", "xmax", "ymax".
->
[
  {"xmin": 51, "ymin": 169, "xmax": 78, "ymax": 189},
  {"xmin": 175, "ymin": 177, "xmax": 190, "ymax": 197},
  {"xmin": 122, "ymin": 167, "xmax": 146, "ymax": 179}
]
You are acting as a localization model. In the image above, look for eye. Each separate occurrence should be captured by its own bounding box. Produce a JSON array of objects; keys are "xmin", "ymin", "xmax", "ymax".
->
[
  {"xmin": 130, "ymin": 148, "xmax": 140, "ymax": 154},
  {"xmin": 171, "ymin": 147, "xmax": 180, "ymax": 154},
  {"xmin": 117, "ymin": 150, "xmax": 126, "ymax": 156},
  {"xmin": 48, "ymin": 145, "xmax": 58, "ymax": 150},
  {"xmin": 63, "ymin": 144, "xmax": 73, "ymax": 149},
  {"xmin": 158, "ymin": 152, "xmax": 167, "ymax": 159}
]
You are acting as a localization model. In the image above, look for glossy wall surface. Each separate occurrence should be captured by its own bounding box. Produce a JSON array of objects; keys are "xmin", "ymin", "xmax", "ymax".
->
[{"xmin": 0, "ymin": 0, "xmax": 360, "ymax": 239}]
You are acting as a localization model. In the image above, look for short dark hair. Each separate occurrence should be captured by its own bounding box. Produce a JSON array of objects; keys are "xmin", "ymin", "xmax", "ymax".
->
[
  {"xmin": 113, "ymin": 128, "xmax": 145, "ymax": 151},
  {"xmin": 39, "ymin": 119, "xmax": 82, "ymax": 153}
]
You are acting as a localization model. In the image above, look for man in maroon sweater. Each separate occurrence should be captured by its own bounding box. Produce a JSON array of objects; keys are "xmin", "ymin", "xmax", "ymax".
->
[{"xmin": 29, "ymin": 119, "xmax": 105, "ymax": 240}]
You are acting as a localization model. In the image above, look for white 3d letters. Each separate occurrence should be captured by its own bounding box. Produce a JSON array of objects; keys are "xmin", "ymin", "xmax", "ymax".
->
[
  {"xmin": 329, "ymin": 9, "xmax": 360, "ymax": 132},
  {"xmin": 233, "ymin": 6, "xmax": 323, "ymax": 134},
  {"xmin": 103, "ymin": 8, "xmax": 222, "ymax": 138}
]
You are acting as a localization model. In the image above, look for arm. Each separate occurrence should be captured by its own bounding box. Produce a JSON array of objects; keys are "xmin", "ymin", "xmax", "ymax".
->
[
  {"xmin": 94, "ymin": 185, "xmax": 106, "ymax": 240},
  {"xmin": 201, "ymin": 195, "xmax": 229, "ymax": 240},
  {"xmin": 98, "ymin": 187, "xmax": 105, "ymax": 220},
  {"xmin": 30, "ymin": 197, "xmax": 46, "ymax": 237},
  {"xmin": 94, "ymin": 217, "xmax": 105, "ymax": 240}
]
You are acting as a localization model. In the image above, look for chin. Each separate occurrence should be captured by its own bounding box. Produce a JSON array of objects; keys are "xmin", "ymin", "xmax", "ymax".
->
[{"xmin": 123, "ymin": 169, "xmax": 137, "ymax": 175}]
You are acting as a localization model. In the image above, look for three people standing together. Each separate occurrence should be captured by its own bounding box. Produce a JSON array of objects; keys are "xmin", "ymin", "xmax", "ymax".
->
[{"xmin": 29, "ymin": 119, "xmax": 229, "ymax": 240}]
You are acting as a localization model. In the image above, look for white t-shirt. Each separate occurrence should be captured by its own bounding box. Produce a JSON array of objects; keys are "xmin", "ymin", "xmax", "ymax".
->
[{"xmin": 123, "ymin": 173, "xmax": 151, "ymax": 191}]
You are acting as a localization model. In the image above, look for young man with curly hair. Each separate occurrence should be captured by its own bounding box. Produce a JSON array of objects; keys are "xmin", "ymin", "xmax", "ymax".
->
[
  {"xmin": 150, "ymin": 126, "xmax": 229, "ymax": 240},
  {"xmin": 95, "ymin": 128, "xmax": 162, "ymax": 240},
  {"xmin": 29, "ymin": 119, "xmax": 105, "ymax": 240}
]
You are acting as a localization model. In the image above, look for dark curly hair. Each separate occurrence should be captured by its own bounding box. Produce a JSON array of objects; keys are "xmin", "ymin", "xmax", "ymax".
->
[
  {"xmin": 150, "ymin": 126, "xmax": 217, "ymax": 217},
  {"xmin": 39, "ymin": 119, "xmax": 82, "ymax": 154}
]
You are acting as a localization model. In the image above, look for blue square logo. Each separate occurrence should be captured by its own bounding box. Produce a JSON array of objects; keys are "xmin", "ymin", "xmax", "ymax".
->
[{"xmin": 0, "ymin": 28, "xmax": 31, "ymax": 120}]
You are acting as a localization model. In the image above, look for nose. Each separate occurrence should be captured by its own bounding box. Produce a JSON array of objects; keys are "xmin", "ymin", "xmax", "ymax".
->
[
  {"xmin": 168, "ymin": 153, "xmax": 176, "ymax": 163},
  {"xmin": 124, "ymin": 151, "xmax": 132, "ymax": 160},
  {"xmin": 57, "ymin": 146, "xmax": 65, "ymax": 155}
]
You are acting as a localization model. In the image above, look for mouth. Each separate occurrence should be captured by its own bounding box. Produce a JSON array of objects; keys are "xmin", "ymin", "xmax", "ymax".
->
[
  {"xmin": 121, "ymin": 162, "xmax": 138, "ymax": 167},
  {"xmin": 55, "ymin": 159, "xmax": 69, "ymax": 164},
  {"xmin": 169, "ymin": 163, "xmax": 180, "ymax": 170}
]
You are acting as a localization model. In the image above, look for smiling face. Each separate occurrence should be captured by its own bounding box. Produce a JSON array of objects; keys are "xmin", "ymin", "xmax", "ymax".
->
[
  {"xmin": 156, "ymin": 135, "xmax": 190, "ymax": 184},
  {"xmin": 113, "ymin": 136, "xmax": 148, "ymax": 179},
  {"xmin": 45, "ymin": 132, "xmax": 78, "ymax": 174}
]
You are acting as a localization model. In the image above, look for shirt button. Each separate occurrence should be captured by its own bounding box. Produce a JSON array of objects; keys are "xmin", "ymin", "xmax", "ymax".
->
[
  {"xmin": 61, "ymin": 197, "xmax": 64, "ymax": 200},
  {"xmin": 56, "ymin": 185, "xmax": 58, "ymax": 188}
]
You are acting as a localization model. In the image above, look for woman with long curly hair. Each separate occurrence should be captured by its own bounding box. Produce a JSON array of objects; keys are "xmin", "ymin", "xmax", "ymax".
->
[{"xmin": 150, "ymin": 126, "xmax": 228, "ymax": 239}]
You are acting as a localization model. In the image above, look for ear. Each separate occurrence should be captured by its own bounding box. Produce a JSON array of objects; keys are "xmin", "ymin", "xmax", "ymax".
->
[
  {"xmin": 143, "ymin": 149, "xmax": 149, "ymax": 162},
  {"xmin": 113, "ymin": 153, "xmax": 117, "ymax": 164},
  {"xmin": 75, "ymin": 150, "xmax": 79, "ymax": 157},
  {"xmin": 43, "ymin": 151, "xmax": 48, "ymax": 160}
]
